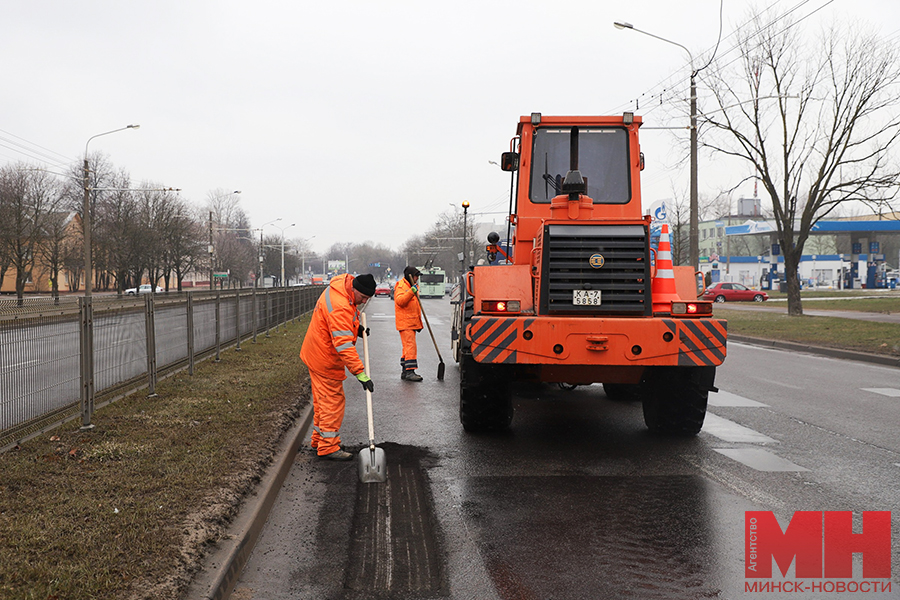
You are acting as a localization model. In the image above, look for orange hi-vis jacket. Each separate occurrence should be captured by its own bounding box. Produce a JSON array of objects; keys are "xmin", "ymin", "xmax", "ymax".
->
[
  {"xmin": 300, "ymin": 274, "xmax": 365, "ymax": 380},
  {"xmin": 394, "ymin": 277, "xmax": 423, "ymax": 331}
]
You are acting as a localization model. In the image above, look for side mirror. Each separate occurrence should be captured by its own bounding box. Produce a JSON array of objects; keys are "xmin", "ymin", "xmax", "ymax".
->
[{"xmin": 500, "ymin": 152, "xmax": 519, "ymax": 172}]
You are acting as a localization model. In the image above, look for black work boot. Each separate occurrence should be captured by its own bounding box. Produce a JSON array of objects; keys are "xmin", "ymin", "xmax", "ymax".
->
[{"xmin": 403, "ymin": 371, "xmax": 423, "ymax": 382}]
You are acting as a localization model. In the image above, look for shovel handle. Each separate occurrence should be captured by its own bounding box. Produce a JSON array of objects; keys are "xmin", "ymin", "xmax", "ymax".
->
[
  {"xmin": 417, "ymin": 292, "xmax": 444, "ymax": 362},
  {"xmin": 361, "ymin": 312, "xmax": 376, "ymax": 443}
]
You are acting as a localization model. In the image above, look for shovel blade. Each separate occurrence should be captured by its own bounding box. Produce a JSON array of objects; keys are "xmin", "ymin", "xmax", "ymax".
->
[
  {"xmin": 437, "ymin": 361, "xmax": 445, "ymax": 381},
  {"xmin": 358, "ymin": 446, "xmax": 387, "ymax": 483}
]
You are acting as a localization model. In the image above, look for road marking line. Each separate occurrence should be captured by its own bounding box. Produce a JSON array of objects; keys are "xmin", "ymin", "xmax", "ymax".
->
[
  {"xmin": 708, "ymin": 390, "xmax": 768, "ymax": 407},
  {"xmin": 714, "ymin": 448, "xmax": 809, "ymax": 472},
  {"xmin": 861, "ymin": 388, "xmax": 900, "ymax": 397},
  {"xmin": 703, "ymin": 413, "xmax": 776, "ymax": 443}
]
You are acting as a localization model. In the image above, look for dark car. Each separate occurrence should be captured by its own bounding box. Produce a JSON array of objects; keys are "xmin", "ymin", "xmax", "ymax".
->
[
  {"xmin": 374, "ymin": 282, "xmax": 393, "ymax": 298},
  {"xmin": 701, "ymin": 282, "xmax": 768, "ymax": 303}
]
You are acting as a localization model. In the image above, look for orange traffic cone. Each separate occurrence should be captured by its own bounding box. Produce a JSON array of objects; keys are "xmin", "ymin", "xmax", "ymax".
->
[{"xmin": 652, "ymin": 223, "xmax": 680, "ymax": 313}]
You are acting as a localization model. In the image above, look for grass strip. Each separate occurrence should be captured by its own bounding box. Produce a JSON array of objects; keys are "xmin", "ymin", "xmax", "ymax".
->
[
  {"xmin": 0, "ymin": 318, "xmax": 311, "ymax": 600},
  {"xmin": 715, "ymin": 306, "xmax": 900, "ymax": 356}
]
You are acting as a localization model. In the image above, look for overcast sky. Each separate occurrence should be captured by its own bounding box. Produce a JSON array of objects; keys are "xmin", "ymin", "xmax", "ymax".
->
[{"xmin": 3, "ymin": 0, "xmax": 898, "ymax": 255}]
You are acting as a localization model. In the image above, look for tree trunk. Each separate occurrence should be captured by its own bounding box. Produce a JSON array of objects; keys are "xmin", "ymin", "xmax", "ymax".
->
[{"xmin": 783, "ymin": 250, "xmax": 804, "ymax": 316}]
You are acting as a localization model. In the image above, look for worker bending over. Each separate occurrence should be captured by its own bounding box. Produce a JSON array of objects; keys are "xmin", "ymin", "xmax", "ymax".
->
[{"xmin": 300, "ymin": 273, "xmax": 376, "ymax": 460}]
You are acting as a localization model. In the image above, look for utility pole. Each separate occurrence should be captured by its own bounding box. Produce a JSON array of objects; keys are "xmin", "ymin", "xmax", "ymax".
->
[{"xmin": 208, "ymin": 211, "xmax": 214, "ymax": 290}]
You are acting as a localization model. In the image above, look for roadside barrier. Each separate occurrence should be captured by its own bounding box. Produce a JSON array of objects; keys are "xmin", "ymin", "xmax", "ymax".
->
[{"xmin": 0, "ymin": 286, "xmax": 323, "ymax": 452}]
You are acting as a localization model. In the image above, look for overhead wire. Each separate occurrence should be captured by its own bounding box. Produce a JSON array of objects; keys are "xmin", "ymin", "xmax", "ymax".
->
[
  {"xmin": 0, "ymin": 127, "xmax": 74, "ymax": 171},
  {"xmin": 606, "ymin": 0, "xmax": 834, "ymax": 119}
]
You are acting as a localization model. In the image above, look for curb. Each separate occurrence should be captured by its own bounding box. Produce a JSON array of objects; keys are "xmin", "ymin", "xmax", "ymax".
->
[
  {"xmin": 187, "ymin": 403, "xmax": 314, "ymax": 600},
  {"xmin": 729, "ymin": 334, "xmax": 900, "ymax": 369}
]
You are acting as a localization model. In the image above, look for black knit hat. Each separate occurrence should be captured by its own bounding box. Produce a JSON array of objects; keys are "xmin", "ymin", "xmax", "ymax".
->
[
  {"xmin": 352, "ymin": 273, "xmax": 376, "ymax": 297},
  {"xmin": 403, "ymin": 266, "xmax": 421, "ymax": 282}
]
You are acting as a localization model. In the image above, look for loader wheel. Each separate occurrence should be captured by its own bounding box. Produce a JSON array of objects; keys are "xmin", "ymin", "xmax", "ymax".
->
[
  {"xmin": 641, "ymin": 366, "xmax": 714, "ymax": 436},
  {"xmin": 602, "ymin": 382, "xmax": 643, "ymax": 402},
  {"xmin": 459, "ymin": 353, "xmax": 513, "ymax": 432}
]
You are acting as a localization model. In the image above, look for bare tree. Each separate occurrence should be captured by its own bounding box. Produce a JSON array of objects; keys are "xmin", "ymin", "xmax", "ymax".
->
[
  {"xmin": 700, "ymin": 11, "xmax": 900, "ymax": 314},
  {"xmin": 206, "ymin": 190, "xmax": 252, "ymax": 289},
  {"xmin": 0, "ymin": 165, "xmax": 65, "ymax": 303},
  {"xmin": 37, "ymin": 210, "xmax": 76, "ymax": 301},
  {"xmin": 164, "ymin": 199, "xmax": 205, "ymax": 291}
]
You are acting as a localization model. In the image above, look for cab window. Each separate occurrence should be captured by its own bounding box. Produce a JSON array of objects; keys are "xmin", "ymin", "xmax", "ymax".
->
[{"xmin": 529, "ymin": 127, "xmax": 631, "ymax": 204}]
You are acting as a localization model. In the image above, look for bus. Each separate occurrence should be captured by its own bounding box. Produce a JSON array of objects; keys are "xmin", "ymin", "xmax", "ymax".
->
[{"xmin": 416, "ymin": 267, "xmax": 446, "ymax": 298}]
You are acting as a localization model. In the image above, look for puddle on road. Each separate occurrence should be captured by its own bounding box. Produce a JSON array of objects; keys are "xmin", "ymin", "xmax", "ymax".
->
[{"xmin": 461, "ymin": 474, "xmax": 723, "ymax": 600}]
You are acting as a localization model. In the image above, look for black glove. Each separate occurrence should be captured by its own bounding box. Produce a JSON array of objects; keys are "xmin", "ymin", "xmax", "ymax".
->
[
  {"xmin": 356, "ymin": 373, "xmax": 374, "ymax": 392},
  {"xmin": 357, "ymin": 325, "xmax": 370, "ymax": 338}
]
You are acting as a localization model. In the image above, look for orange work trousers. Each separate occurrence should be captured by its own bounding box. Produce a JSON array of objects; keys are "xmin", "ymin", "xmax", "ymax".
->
[
  {"xmin": 399, "ymin": 329, "xmax": 418, "ymax": 372},
  {"xmin": 309, "ymin": 371, "xmax": 347, "ymax": 456}
]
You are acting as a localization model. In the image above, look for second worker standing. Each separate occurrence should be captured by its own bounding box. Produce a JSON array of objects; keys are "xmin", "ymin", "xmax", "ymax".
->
[{"xmin": 394, "ymin": 266, "xmax": 423, "ymax": 382}]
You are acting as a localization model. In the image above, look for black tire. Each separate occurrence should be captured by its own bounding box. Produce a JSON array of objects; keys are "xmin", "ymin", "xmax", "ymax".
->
[
  {"xmin": 753, "ymin": 294, "xmax": 764, "ymax": 302},
  {"xmin": 602, "ymin": 382, "xmax": 643, "ymax": 402},
  {"xmin": 714, "ymin": 295, "xmax": 726, "ymax": 303},
  {"xmin": 641, "ymin": 366, "xmax": 714, "ymax": 436},
  {"xmin": 459, "ymin": 352, "xmax": 513, "ymax": 432}
]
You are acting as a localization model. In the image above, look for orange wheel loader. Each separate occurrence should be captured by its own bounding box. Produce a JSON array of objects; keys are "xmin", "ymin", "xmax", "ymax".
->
[{"xmin": 450, "ymin": 113, "xmax": 726, "ymax": 435}]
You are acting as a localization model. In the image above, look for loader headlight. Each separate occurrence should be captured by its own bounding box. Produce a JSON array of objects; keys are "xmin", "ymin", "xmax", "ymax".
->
[
  {"xmin": 482, "ymin": 300, "xmax": 521, "ymax": 313},
  {"xmin": 671, "ymin": 301, "xmax": 713, "ymax": 316}
]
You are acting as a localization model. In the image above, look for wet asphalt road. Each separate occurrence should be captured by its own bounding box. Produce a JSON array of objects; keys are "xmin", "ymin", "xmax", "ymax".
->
[{"xmin": 233, "ymin": 297, "xmax": 900, "ymax": 600}]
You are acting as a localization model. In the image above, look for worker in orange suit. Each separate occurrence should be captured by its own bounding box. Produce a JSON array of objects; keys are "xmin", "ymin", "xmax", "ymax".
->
[
  {"xmin": 300, "ymin": 273, "xmax": 376, "ymax": 460},
  {"xmin": 394, "ymin": 266, "xmax": 424, "ymax": 382}
]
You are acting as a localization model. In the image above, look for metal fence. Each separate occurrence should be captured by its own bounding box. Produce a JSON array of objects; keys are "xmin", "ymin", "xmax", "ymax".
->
[{"xmin": 0, "ymin": 286, "xmax": 323, "ymax": 452}]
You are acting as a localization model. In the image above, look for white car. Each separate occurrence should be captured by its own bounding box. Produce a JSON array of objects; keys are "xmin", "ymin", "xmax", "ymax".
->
[{"xmin": 125, "ymin": 284, "xmax": 163, "ymax": 295}]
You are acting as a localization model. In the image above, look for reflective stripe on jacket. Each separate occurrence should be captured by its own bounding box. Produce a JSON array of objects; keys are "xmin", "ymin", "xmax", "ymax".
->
[
  {"xmin": 394, "ymin": 277, "xmax": 423, "ymax": 331},
  {"xmin": 300, "ymin": 274, "xmax": 365, "ymax": 379}
]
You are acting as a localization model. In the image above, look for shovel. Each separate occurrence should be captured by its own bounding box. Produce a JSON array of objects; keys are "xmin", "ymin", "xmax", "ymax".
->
[
  {"xmin": 357, "ymin": 311, "xmax": 386, "ymax": 484},
  {"xmin": 418, "ymin": 295, "xmax": 445, "ymax": 381}
]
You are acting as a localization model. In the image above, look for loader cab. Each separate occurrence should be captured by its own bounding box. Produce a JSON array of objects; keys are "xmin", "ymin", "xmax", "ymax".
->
[{"xmin": 502, "ymin": 114, "xmax": 646, "ymax": 266}]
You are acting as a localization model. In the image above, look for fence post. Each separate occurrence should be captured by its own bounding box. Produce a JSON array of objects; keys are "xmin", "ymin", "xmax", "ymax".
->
[
  {"xmin": 215, "ymin": 290, "xmax": 221, "ymax": 362},
  {"xmin": 187, "ymin": 294, "xmax": 195, "ymax": 375},
  {"xmin": 275, "ymin": 288, "xmax": 282, "ymax": 333},
  {"xmin": 235, "ymin": 289, "xmax": 242, "ymax": 351},
  {"xmin": 79, "ymin": 296, "xmax": 95, "ymax": 430},
  {"xmin": 265, "ymin": 289, "xmax": 271, "ymax": 338},
  {"xmin": 252, "ymin": 285, "xmax": 258, "ymax": 343},
  {"xmin": 145, "ymin": 293, "xmax": 158, "ymax": 397}
]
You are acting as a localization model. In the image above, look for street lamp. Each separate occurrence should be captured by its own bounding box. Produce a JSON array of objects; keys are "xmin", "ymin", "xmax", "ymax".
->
[
  {"xmin": 258, "ymin": 218, "xmax": 282, "ymax": 286},
  {"xmin": 614, "ymin": 21, "xmax": 699, "ymax": 271},
  {"xmin": 83, "ymin": 124, "xmax": 139, "ymax": 297},
  {"xmin": 267, "ymin": 222, "xmax": 296, "ymax": 287},
  {"xmin": 208, "ymin": 190, "xmax": 241, "ymax": 289},
  {"xmin": 298, "ymin": 235, "xmax": 316, "ymax": 282}
]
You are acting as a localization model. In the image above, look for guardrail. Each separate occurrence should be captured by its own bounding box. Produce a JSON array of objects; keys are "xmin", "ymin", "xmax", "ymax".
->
[{"xmin": 0, "ymin": 286, "xmax": 324, "ymax": 452}]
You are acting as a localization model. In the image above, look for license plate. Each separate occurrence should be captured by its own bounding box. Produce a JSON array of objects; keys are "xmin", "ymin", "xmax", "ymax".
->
[{"xmin": 572, "ymin": 289, "xmax": 601, "ymax": 306}]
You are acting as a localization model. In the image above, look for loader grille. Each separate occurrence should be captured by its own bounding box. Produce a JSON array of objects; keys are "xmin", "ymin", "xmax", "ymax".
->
[{"xmin": 539, "ymin": 224, "xmax": 651, "ymax": 316}]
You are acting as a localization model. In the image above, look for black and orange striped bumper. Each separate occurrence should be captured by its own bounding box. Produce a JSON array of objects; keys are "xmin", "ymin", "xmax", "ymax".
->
[{"xmin": 466, "ymin": 316, "xmax": 726, "ymax": 367}]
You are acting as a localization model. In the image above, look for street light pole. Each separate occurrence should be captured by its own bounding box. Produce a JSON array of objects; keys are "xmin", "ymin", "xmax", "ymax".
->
[
  {"xmin": 269, "ymin": 222, "xmax": 295, "ymax": 287},
  {"xmin": 83, "ymin": 124, "xmax": 139, "ymax": 297},
  {"xmin": 258, "ymin": 218, "xmax": 282, "ymax": 287},
  {"xmin": 614, "ymin": 21, "xmax": 699, "ymax": 270},
  {"xmin": 298, "ymin": 236, "xmax": 316, "ymax": 282}
]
